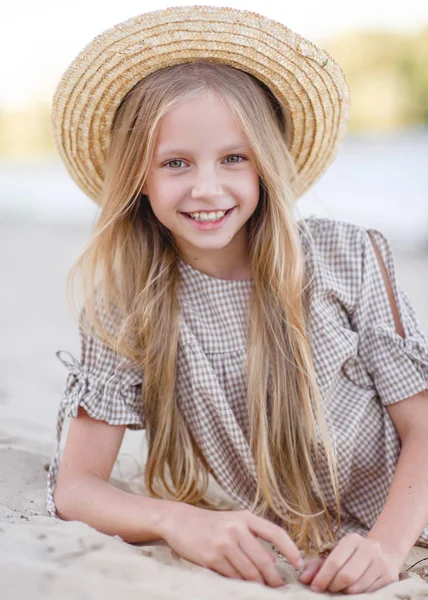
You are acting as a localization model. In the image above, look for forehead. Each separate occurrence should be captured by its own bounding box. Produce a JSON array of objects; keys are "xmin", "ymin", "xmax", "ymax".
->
[{"xmin": 155, "ymin": 92, "xmax": 247, "ymax": 153}]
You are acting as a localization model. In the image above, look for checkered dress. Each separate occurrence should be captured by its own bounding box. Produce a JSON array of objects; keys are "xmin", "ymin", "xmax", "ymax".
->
[{"xmin": 46, "ymin": 217, "xmax": 428, "ymax": 545}]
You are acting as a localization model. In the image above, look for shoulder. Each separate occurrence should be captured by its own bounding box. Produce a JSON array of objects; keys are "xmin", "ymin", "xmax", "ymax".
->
[
  {"xmin": 296, "ymin": 216, "xmax": 383, "ymax": 269},
  {"xmin": 296, "ymin": 217, "xmax": 381, "ymax": 304},
  {"xmin": 297, "ymin": 216, "xmax": 394, "ymax": 268},
  {"xmin": 297, "ymin": 216, "xmax": 367, "ymax": 251}
]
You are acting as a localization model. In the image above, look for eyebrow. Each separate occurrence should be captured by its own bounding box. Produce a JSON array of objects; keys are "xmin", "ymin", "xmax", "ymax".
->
[{"xmin": 155, "ymin": 144, "xmax": 250, "ymax": 159}]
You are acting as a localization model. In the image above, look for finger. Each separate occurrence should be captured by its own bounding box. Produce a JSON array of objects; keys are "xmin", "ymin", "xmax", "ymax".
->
[
  {"xmin": 222, "ymin": 540, "xmax": 266, "ymax": 586},
  {"xmin": 236, "ymin": 527, "xmax": 284, "ymax": 588},
  {"xmin": 344, "ymin": 561, "xmax": 383, "ymax": 595},
  {"xmin": 311, "ymin": 536, "xmax": 359, "ymax": 592},
  {"xmin": 245, "ymin": 512, "xmax": 304, "ymax": 570},
  {"xmin": 210, "ymin": 557, "xmax": 244, "ymax": 581},
  {"xmin": 327, "ymin": 547, "xmax": 372, "ymax": 593},
  {"xmin": 364, "ymin": 575, "xmax": 389, "ymax": 594},
  {"xmin": 299, "ymin": 557, "xmax": 325, "ymax": 585}
]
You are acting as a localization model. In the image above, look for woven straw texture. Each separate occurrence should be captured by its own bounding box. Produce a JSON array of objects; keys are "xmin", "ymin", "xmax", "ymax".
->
[{"xmin": 51, "ymin": 4, "xmax": 351, "ymax": 204}]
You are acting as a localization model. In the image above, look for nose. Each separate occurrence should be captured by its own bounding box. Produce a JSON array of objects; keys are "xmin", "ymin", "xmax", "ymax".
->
[{"xmin": 191, "ymin": 164, "xmax": 223, "ymax": 200}]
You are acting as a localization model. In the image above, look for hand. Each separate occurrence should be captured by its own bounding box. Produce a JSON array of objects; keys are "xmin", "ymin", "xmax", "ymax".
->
[
  {"xmin": 299, "ymin": 532, "xmax": 402, "ymax": 594},
  {"xmin": 299, "ymin": 555, "xmax": 326, "ymax": 586},
  {"xmin": 160, "ymin": 503, "xmax": 304, "ymax": 587}
]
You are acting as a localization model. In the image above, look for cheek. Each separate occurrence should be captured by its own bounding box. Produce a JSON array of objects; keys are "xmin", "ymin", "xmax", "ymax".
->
[
  {"xmin": 147, "ymin": 179, "xmax": 181, "ymax": 214},
  {"xmin": 241, "ymin": 171, "xmax": 260, "ymax": 195},
  {"xmin": 156, "ymin": 178, "xmax": 185, "ymax": 204},
  {"xmin": 150, "ymin": 201, "xmax": 178, "ymax": 223},
  {"xmin": 239, "ymin": 175, "xmax": 260, "ymax": 208}
]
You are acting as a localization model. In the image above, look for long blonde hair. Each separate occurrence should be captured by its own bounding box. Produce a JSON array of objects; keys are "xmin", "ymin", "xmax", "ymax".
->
[{"xmin": 66, "ymin": 61, "xmax": 340, "ymax": 553}]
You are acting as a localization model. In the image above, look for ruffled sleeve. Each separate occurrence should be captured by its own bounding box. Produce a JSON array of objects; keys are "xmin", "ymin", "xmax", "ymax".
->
[
  {"xmin": 46, "ymin": 314, "xmax": 144, "ymax": 518},
  {"xmin": 351, "ymin": 226, "xmax": 428, "ymax": 405}
]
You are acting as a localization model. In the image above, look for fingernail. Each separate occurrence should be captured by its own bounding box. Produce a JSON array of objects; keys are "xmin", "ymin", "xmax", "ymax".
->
[{"xmin": 297, "ymin": 558, "xmax": 305, "ymax": 569}]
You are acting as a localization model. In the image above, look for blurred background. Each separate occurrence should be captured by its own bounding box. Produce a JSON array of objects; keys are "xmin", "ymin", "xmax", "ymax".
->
[{"xmin": 1, "ymin": 0, "xmax": 427, "ymax": 458}]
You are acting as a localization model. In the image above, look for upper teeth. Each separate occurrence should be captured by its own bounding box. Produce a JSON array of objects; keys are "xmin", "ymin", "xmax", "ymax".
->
[{"xmin": 188, "ymin": 210, "xmax": 226, "ymax": 221}]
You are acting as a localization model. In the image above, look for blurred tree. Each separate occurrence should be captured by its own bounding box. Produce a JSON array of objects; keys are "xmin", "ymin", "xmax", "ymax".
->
[
  {"xmin": 399, "ymin": 26, "xmax": 428, "ymax": 123},
  {"xmin": 322, "ymin": 26, "xmax": 428, "ymax": 131}
]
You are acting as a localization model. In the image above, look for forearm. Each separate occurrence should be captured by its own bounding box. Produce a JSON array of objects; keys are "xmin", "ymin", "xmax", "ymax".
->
[
  {"xmin": 367, "ymin": 433, "xmax": 428, "ymax": 563},
  {"xmin": 54, "ymin": 473, "xmax": 176, "ymax": 543}
]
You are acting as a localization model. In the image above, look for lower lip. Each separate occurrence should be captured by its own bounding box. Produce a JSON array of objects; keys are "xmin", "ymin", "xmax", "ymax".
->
[{"xmin": 180, "ymin": 207, "xmax": 235, "ymax": 230}]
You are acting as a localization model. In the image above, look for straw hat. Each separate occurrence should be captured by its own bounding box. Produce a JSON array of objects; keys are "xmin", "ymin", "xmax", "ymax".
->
[{"xmin": 51, "ymin": 4, "xmax": 351, "ymax": 204}]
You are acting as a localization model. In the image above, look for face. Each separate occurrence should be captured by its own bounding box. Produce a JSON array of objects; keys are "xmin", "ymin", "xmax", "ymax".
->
[{"xmin": 142, "ymin": 91, "xmax": 260, "ymax": 278}]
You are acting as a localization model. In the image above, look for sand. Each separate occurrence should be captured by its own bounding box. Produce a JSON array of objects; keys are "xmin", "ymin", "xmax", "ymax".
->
[{"xmin": 1, "ymin": 219, "xmax": 428, "ymax": 599}]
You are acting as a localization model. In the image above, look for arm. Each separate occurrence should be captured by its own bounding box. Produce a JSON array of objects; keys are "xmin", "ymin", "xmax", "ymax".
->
[
  {"xmin": 365, "ymin": 232, "xmax": 428, "ymax": 556},
  {"xmin": 54, "ymin": 406, "xmax": 175, "ymax": 543},
  {"xmin": 55, "ymin": 406, "xmax": 304, "ymax": 588},
  {"xmin": 300, "ymin": 230, "xmax": 428, "ymax": 594},
  {"xmin": 367, "ymin": 389, "xmax": 428, "ymax": 560},
  {"xmin": 300, "ymin": 389, "xmax": 428, "ymax": 594}
]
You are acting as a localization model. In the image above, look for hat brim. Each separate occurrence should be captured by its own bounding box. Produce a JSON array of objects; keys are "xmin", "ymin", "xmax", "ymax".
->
[{"xmin": 51, "ymin": 5, "xmax": 350, "ymax": 204}]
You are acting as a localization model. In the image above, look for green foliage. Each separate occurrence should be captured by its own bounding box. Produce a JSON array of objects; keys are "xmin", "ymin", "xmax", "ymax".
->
[{"xmin": 321, "ymin": 25, "xmax": 428, "ymax": 131}]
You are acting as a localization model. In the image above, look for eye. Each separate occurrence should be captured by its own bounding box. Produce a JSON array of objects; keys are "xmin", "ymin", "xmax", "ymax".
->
[
  {"xmin": 225, "ymin": 154, "xmax": 246, "ymax": 163},
  {"xmin": 165, "ymin": 159, "xmax": 185, "ymax": 169}
]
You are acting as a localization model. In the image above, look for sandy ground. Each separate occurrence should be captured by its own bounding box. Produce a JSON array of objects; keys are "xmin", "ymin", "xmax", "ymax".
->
[{"xmin": 1, "ymin": 219, "xmax": 428, "ymax": 599}]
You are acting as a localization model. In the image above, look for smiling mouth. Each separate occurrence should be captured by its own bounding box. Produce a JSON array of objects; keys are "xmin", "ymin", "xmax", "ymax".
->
[
  {"xmin": 180, "ymin": 207, "xmax": 235, "ymax": 215},
  {"xmin": 180, "ymin": 206, "xmax": 236, "ymax": 223}
]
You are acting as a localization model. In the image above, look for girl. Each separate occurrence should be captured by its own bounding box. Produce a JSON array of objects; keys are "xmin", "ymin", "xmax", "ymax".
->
[{"xmin": 47, "ymin": 5, "xmax": 428, "ymax": 594}]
